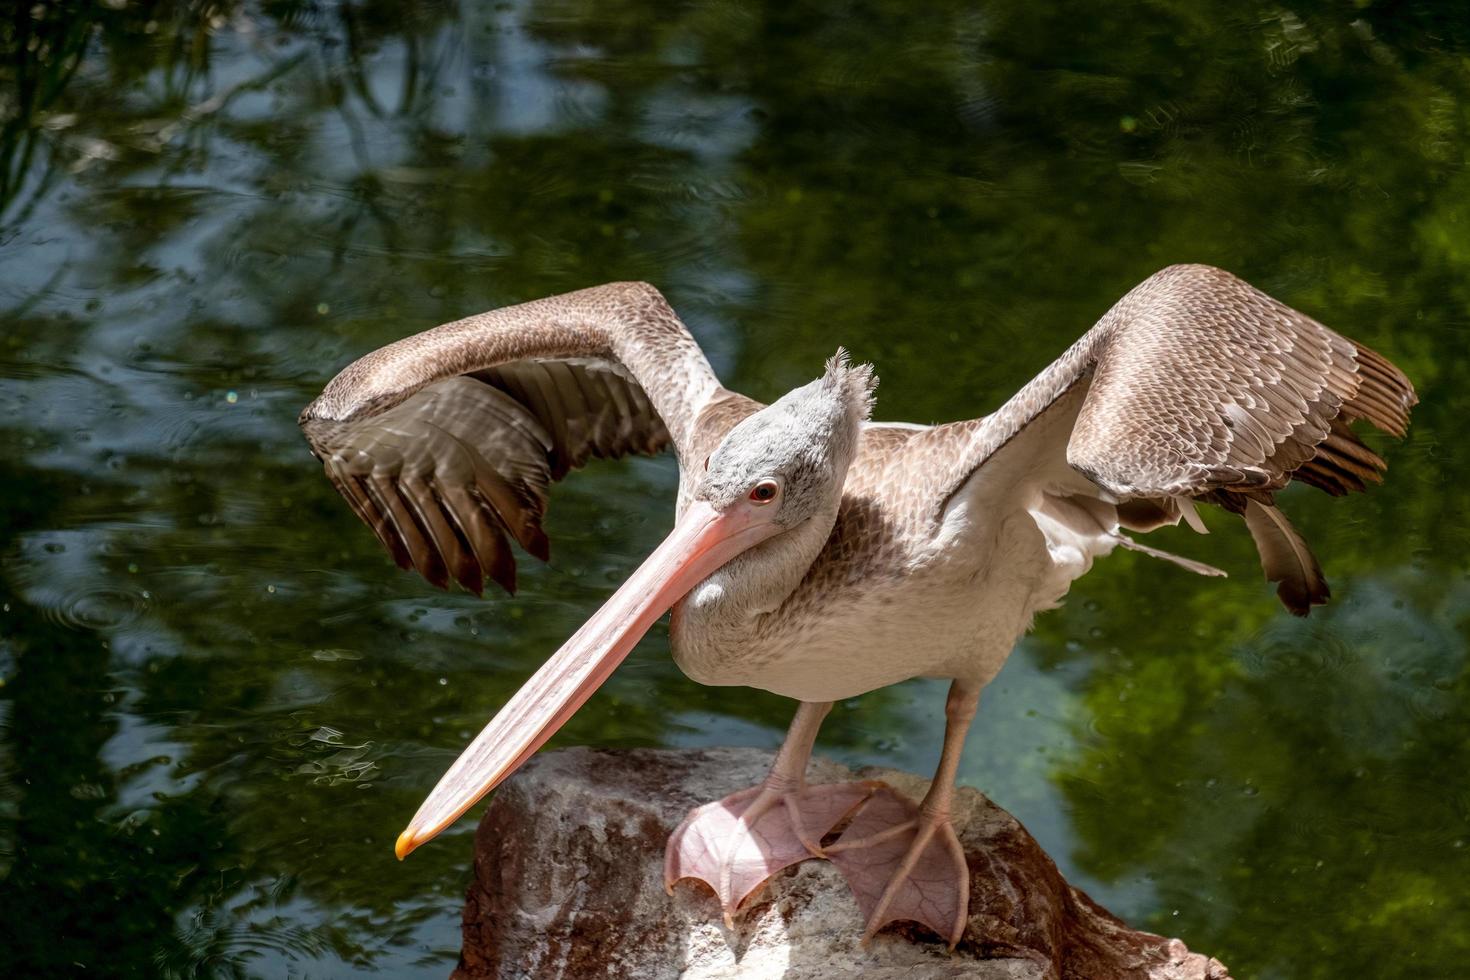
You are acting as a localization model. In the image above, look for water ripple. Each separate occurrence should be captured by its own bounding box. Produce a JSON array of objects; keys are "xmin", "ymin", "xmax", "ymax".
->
[{"xmin": 38, "ymin": 585, "xmax": 148, "ymax": 631}]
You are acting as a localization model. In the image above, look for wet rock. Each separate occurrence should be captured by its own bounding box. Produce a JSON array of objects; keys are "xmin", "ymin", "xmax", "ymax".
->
[{"xmin": 453, "ymin": 747, "xmax": 1230, "ymax": 980}]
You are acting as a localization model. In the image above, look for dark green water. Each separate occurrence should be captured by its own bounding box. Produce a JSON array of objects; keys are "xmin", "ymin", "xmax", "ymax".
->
[{"xmin": 2, "ymin": 2, "xmax": 1468, "ymax": 977}]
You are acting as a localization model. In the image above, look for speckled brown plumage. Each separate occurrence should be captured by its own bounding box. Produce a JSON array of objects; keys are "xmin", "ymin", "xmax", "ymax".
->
[{"xmin": 926, "ymin": 263, "xmax": 1416, "ymax": 614}]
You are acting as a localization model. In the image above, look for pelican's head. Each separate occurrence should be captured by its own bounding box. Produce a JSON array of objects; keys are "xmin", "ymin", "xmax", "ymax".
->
[{"xmin": 697, "ymin": 349, "xmax": 877, "ymax": 531}]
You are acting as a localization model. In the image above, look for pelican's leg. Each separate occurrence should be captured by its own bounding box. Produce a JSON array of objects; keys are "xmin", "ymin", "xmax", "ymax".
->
[
  {"xmin": 664, "ymin": 700, "xmax": 877, "ymax": 923},
  {"xmin": 825, "ymin": 679, "xmax": 978, "ymax": 948}
]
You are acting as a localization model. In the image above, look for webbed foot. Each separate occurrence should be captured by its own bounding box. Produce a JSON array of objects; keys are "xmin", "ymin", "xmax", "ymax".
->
[
  {"xmin": 826, "ymin": 784, "xmax": 970, "ymax": 948},
  {"xmin": 664, "ymin": 780, "xmax": 877, "ymax": 922}
]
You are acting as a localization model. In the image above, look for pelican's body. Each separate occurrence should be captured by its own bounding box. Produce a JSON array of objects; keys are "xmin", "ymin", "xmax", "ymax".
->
[
  {"xmin": 671, "ymin": 421, "xmax": 1087, "ymax": 700},
  {"xmin": 300, "ymin": 264, "xmax": 1415, "ymax": 947}
]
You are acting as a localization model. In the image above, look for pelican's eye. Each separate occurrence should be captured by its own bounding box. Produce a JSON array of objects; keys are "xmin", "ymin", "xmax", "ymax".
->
[
  {"xmin": 704, "ymin": 455, "xmax": 710, "ymax": 471},
  {"xmin": 749, "ymin": 480, "xmax": 779, "ymax": 504}
]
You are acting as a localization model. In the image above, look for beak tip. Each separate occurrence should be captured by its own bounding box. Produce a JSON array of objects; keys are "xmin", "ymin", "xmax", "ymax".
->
[{"xmin": 395, "ymin": 828, "xmax": 417, "ymax": 861}]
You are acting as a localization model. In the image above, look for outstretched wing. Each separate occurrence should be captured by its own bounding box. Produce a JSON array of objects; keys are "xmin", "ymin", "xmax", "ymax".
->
[
  {"xmin": 936, "ymin": 264, "xmax": 1416, "ymax": 614},
  {"xmin": 299, "ymin": 282, "xmax": 758, "ymax": 595}
]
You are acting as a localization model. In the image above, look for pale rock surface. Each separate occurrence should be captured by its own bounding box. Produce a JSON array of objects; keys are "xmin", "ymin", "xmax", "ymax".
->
[{"xmin": 453, "ymin": 747, "xmax": 1230, "ymax": 980}]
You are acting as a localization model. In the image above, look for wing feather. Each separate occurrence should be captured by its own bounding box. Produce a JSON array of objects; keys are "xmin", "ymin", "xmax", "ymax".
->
[
  {"xmin": 301, "ymin": 283, "xmax": 745, "ymax": 594},
  {"xmin": 1242, "ymin": 499, "xmax": 1328, "ymax": 616},
  {"xmin": 938, "ymin": 264, "xmax": 1416, "ymax": 613}
]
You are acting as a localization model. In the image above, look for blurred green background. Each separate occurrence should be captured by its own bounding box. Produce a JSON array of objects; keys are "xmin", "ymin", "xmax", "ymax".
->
[{"xmin": 2, "ymin": 1, "xmax": 1467, "ymax": 977}]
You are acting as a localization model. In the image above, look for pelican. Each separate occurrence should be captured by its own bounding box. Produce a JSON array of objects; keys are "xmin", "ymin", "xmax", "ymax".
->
[{"xmin": 299, "ymin": 264, "xmax": 1415, "ymax": 946}]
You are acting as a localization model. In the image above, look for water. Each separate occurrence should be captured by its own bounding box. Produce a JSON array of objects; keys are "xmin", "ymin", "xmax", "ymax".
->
[{"xmin": 2, "ymin": 3, "xmax": 1468, "ymax": 977}]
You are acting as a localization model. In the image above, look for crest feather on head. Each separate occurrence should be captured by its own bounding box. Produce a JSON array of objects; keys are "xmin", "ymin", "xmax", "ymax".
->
[{"xmin": 821, "ymin": 347, "xmax": 878, "ymax": 422}]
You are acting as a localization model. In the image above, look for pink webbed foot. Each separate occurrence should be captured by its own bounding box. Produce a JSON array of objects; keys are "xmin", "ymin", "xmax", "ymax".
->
[
  {"xmin": 825, "ymin": 784, "xmax": 971, "ymax": 948},
  {"xmin": 664, "ymin": 781, "xmax": 877, "ymax": 923}
]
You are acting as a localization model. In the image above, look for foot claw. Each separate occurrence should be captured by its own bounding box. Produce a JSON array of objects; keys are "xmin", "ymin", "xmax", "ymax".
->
[
  {"xmin": 664, "ymin": 781, "xmax": 874, "ymax": 919},
  {"xmin": 826, "ymin": 785, "xmax": 970, "ymax": 948}
]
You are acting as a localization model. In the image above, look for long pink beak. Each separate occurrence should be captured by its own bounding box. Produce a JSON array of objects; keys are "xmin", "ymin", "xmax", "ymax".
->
[{"xmin": 395, "ymin": 499, "xmax": 777, "ymax": 859}]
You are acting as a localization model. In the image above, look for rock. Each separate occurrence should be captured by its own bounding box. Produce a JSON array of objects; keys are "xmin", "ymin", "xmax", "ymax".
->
[{"xmin": 453, "ymin": 747, "xmax": 1230, "ymax": 980}]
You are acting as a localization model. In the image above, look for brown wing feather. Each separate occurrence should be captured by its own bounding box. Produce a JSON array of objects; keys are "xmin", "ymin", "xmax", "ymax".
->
[
  {"xmin": 940, "ymin": 264, "xmax": 1416, "ymax": 614},
  {"xmin": 300, "ymin": 283, "xmax": 744, "ymax": 595},
  {"xmin": 302, "ymin": 377, "xmax": 560, "ymax": 593},
  {"xmin": 1241, "ymin": 498, "xmax": 1329, "ymax": 616},
  {"xmin": 1066, "ymin": 265, "xmax": 1415, "ymax": 500}
]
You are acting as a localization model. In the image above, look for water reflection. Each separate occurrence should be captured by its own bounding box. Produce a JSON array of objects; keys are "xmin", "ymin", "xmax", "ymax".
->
[{"xmin": 2, "ymin": 1, "xmax": 1467, "ymax": 977}]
